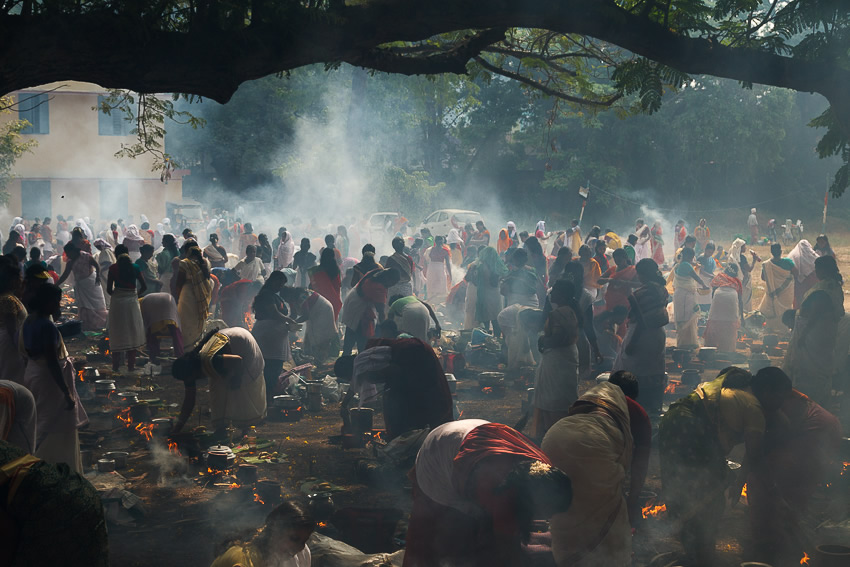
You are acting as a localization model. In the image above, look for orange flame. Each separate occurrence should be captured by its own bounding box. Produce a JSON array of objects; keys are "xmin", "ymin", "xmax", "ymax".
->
[
  {"xmin": 318, "ymin": 521, "xmax": 327, "ymax": 528},
  {"xmin": 841, "ymin": 461, "xmax": 850, "ymax": 476},
  {"xmin": 243, "ymin": 311, "xmax": 255, "ymax": 331},
  {"xmin": 641, "ymin": 500, "xmax": 667, "ymax": 519},
  {"xmin": 482, "ymin": 387, "xmax": 493, "ymax": 394},
  {"xmin": 800, "ymin": 552, "xmax": 811, "ymax": 565},
  {"xmin": 116, "ymin": 407, "xmax": 133, "ymax": 427},
  {"xmin": 168, "ymin": 441, "xmax": 180, "ymax": 455},
  {"xmin": 253, "ymin": 492, "xmax": 264, "ymax": 505},
  {"xmin": 741, "ymin": 483, "xmax": 748, "ymax": 500},
  {"xmin": 229, "ymin": 482, "xmax": 240, "ymax": 489},
  {"xmin": 77, "ymin": 369, "xmax": 85, "ymax": 382},
  {"xmin": 135, "ymin": 422, "xmax": 154, "ymax": 441}
]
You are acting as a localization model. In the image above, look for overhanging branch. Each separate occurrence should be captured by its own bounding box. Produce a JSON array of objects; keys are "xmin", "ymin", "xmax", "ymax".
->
[{"xmin": 473, "ymin": 55, "xmax": 622, "ymax": 107}]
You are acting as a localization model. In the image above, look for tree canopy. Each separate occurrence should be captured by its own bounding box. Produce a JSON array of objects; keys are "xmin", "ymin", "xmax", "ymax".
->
[{"xmin": 1, "ymin": 0, "xmax": 849, "ymax": 191}]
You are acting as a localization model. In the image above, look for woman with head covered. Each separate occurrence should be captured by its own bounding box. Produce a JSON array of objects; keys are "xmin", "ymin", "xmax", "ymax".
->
[
  {"xmin": 404, "ymin": 419, "xmax": 572, "ymax": 567},
  {"xmin": 542, "ymin": 382, "xmax": 633, "ymax": 567}
]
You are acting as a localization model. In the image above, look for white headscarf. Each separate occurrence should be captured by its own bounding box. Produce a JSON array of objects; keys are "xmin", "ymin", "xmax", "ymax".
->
[
  {"xmin": 536, "ymin": 220, "xmax": 546, "ymax": 234},
  {"xmin": 277, "ymin": 231, "xmax": 295, "ymax": 268},
  {"xmin": 124, "ymin": 224, "xmax": 143, "ymax": 242},
  {"xmin": 728, "ymin": 238, "xmax": 746, "ymax": 270},
  {"xmin": 751, "ymin": 208, "xmax": 757, "ymax": 214},
  {"xmin": 447, "ymin": 228, "xmax": 463, "ymax": 245},
  {"xmin": 75, "ymin": 218, "xmax": 93, "ymax": 241},
  {"xmin": 507, "ymin": 221, "xmax": 517, "ymax": 239},
  {"xmin": 13, "ymin": 224, "xmax": 25, "ymax": 238},
  {"xmin": 789, "ymin": 239, "xmax": 817, "ymax": 279},
  {"xmin": 10, "ymin": 217, "xmax": 22, "ymax": 233}
]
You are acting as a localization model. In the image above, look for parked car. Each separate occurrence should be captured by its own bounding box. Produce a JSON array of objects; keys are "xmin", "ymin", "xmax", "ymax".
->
[{"xmin": 417, "ymin": 209, "xmax": 483, "ymax": 238}]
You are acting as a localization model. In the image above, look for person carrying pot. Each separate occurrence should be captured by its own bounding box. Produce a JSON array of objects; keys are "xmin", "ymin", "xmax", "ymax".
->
[{"xmin": 171, "ymin": 327, "xmax": 266, "ymax": 438}]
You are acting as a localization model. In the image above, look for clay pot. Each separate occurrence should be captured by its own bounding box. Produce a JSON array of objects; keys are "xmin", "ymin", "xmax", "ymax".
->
[
  {"xmin": 815, "ymin": 544, "xmax": 850, "ymax": 567},
  {"xmin": 237, "ymin": 464, "xmax": 259, "ymax": 484},
  {"xmin": 349, "ymin": 408, "xmax": 374, "ymax": 436}
]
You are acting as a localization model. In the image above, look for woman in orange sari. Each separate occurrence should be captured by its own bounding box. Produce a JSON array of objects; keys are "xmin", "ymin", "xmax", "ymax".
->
[
  {"xmin": 309, "ymin": 248, "xmax": 342, "ymax": 321},
  {"xmin": 496, "ymin": 228, "xmax": 512, "ymax": 255}
]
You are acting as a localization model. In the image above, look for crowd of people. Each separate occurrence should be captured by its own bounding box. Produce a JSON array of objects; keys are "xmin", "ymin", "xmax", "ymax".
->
[{"xmin": 0, "ymin": 209, "xmax": 846, "ymax": 567}]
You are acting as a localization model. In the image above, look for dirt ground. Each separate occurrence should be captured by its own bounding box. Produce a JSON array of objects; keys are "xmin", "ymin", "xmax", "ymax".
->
[{"xmin": 65, "ymin": 238, "xmax": 850, "ymax": 567}]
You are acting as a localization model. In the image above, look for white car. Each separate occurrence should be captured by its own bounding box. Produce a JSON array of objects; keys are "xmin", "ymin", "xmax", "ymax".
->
[
  {"xmin": 367, "ymin": 212, "xmax": 402, "ymax": 241},
  {"xmin": 417, "ymin": 209, "xmax": 483, "ymax": 238}
]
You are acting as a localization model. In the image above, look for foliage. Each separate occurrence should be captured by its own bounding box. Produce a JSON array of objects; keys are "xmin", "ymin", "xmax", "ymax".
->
[
  {"xmin": 0, "ymin": 96, "xmax": 36, "ymax": 205},
  {"xmin": 379, "ymin": 166, "xmax": 446, "ymax": 221},
  {"xmin": 94, "ymin": 91, "xmax": 205, "ymax": 172},
  {"xmin": 8, "ymin": 0, "xmax": 848, "ymax": 195}
]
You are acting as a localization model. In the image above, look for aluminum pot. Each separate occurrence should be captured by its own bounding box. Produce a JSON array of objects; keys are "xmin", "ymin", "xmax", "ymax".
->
[
  {"xmin": 82, "ymin": 367, "xmax": 100, "ymax": 381},
  {"xmin": 445, "ymin": 373, "xmax": 457, "ymax": 394},
  {"xmin": 207, "ymin": 445, "xmax": 236, "ymax": 470},
  {"xmin": 762, "ymin": 334, "xmax": 779, "ymax": 348},
  {"xmin": 698, "ymin": 347, "xmax": 717, "ymax": 362},
  {"xmin": 97, "ymin": 458, "xmax": 116, "ymax": 473},
  {"xmin": 105, "ymin": 451, "xmax": 129, "ymax": 469},
  {"xmin": 479, "ymin": 372, "xmax": 505, "ymax": 387},
  {"xmin": 94, "ymin": 379, "xmax": 116, "ymax": 393},
  {"xmin": 151, "ymin": 417, "xmax": 173, "ymax": 437},
  {"xmin": 117, "ymin": 392, "xmax": 139, "ymax": 406},
  {"xmin": 273, "ymin": 395, "xmax": 301, "ymax": 410}
]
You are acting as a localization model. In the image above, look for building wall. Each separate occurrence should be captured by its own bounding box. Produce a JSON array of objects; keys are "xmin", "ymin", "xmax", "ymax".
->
[{"xmin": 1, "ymin": 82, "xmax": 186, "ymax": 229}]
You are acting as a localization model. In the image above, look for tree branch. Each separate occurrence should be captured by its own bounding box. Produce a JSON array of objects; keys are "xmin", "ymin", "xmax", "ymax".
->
[{"xmin": 473, "ymin": 55, "xmax": 621, "ymax": 107}]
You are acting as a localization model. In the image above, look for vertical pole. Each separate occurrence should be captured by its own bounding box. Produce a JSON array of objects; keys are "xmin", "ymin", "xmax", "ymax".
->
[{"xmin": 823, "ymin": 175, "xmax": 829, "ymax": 235}]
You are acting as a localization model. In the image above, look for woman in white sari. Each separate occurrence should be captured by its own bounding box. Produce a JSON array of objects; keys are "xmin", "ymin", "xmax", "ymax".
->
[
  {"xmin": 673, "ymin": 247, "xmax": 707, "ymax": 348},
  {"xmin": 283, "ymin": 287, "xmax": 339, "ymax": 363},
  {"xmin": 789, "ymin": 239, "xmax": 817, "ymax": 309},
  {"xmin": 57, "ymin": 242, "xmax": 108, "ymax": 331},
  {"xmin": 542, "ymin": 382, "xmax": 633, "ymax": 567},
  {"xmin": 424, "ymin": 236, "xmax": 452, "ymax": 304},
  {"xmin": 276, "ymin": 230, "xmax": 295, "ymax": 270},
  {"xmin": 21, "ymin": 284, "xmax": 88, "ymax": 472},
  {"xmin": 106, "ymin": 244, "xmax": 147, "ymax": 372},
  {"xmin": 634, "ymin": 219, "xmax": 651, "ymax": 261},
  {"xmin": 93, "ymin": 238, "xmax": 116, "ymax": 308}
]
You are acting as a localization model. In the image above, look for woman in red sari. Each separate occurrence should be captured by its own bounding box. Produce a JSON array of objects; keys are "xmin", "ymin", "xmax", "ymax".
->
[
  {"xmin": 598, "ymin": 248, "xmax": 639, "ymax": 314},
  {"xmin": 404, "ymin": 420, "xmax": 573, "ymax": 567},
  {"xmin": 650, "ymin": 221, "xmax": 665, "ymax": 265},
  {"xmin": 309, "ymin": 248, "xmax": 342, "ymax": 321}
]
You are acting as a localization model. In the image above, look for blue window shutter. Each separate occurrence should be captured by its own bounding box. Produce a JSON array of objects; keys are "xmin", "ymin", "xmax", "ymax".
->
[{"xmin": 19, "ymin": 93, "xmax": 48, "ymax": 135}]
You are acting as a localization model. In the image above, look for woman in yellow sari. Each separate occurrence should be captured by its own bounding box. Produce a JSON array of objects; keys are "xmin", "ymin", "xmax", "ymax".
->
[
  {"xmin": 542, "ymin": 382, "xmax": 633, "ymax": 567},
  {"xmin": 758, "ymin": 243, "xmax": 796, "ymax": 333},
  {"xmin": 175, "ymin": 243, "xmax": 213, "ymax": 348}
]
